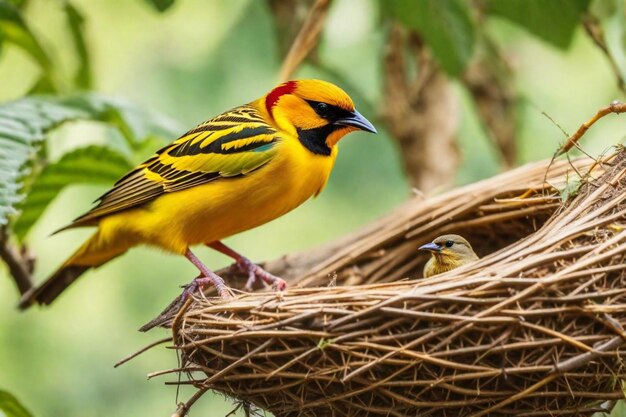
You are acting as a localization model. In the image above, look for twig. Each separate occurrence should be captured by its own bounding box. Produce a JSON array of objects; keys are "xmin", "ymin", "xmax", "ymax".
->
[
  {"xmin": 139, "ymin": 293, "xmax": 188, "ymax": 332},
  {"xmin": 471, "ymin": 336, "xmax": 626, "ymax": 417},
  {"xmin": 170, "ymin": 386, "xmax": 209, "ymax": 417},
  {"xmin": 557, "ymin": 101, "xmax": 626, "ymax": 155},
  {"xmin": 205, "ymin": 338, "xmax": 274, "ymax": 384},
  {"xmin": 0, "ymin": 227, "xmax": 34, "ymax": 295},
  {"xmin": 278, "ymin": 0, "xmax": 331, "ymax": 82},
  {"xmin": 582, "ymin": 14, "xmax": 626, "ymax": 95},
  {"xmin": 114, "ymin": 337, "xmax": 171, "ymax": 368}
]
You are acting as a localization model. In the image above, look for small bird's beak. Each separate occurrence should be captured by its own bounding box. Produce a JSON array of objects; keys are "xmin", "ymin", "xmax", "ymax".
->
[
  {"xmin": 419, "ymin": 242, "xmax": 442, "ymax": 253},
  {"xmin": 335, "ymin": 109, "xmax": 377, "ymax": 134}
]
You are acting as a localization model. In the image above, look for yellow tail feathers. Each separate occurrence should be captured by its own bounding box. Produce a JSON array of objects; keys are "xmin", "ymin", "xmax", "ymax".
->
[{"xmin": 18, "ymin": 231, "xmax": 129, "ymax": 310}]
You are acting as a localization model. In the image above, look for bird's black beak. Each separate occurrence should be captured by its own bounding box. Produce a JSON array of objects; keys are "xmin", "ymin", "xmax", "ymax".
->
[
  {"xmin": 335, "ymin": 109, "xmax": 377, "ymax": 134},
  {"xmin": 419, "ymin": 242, "xmax": 442, "ymax": 253}
]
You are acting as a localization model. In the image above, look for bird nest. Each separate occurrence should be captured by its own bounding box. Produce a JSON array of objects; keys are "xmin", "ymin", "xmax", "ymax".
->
[{"xmin": 155, "ymin": 149, "xmax": 626, "ymax": 417}]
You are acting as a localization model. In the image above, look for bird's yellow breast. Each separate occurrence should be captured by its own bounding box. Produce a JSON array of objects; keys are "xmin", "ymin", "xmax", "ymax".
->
[
  {"xmin": 423, "ymin": 252, "xmax": 477, "ymax": 278},
  {"xmin": 98, "ymin": 137, "xmax": 337, "ymax": 254}
]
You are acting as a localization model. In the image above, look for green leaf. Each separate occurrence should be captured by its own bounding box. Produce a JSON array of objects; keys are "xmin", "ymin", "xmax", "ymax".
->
[
  {"xmin": 27, "ymin": 75, "xmax": 56, "ymax": 95},
  {"xmin": 383, "ymin": 0, "xmax": 476, "ymax": 76},
  {"xmin": 7, "ymin": 0, "xmax": 26, "ymax": 8},
  {"xmin": 0, "ymin": 94, "xmax": 177, "ymax": 233},
  {"xmin": 63, "ymin": 1, "xmax": 91, "ymax": 89},
  {"xmin": 59, "ymin": 94, "xmax": 179, "ymax": 150},
  {"xmin": 317, "ymin": 338, "xmax": 333, "ymax": 350},
  {"xmin": 0, "ymin": 0, "xmax": 56, "ymax": 89},
  {"xmin": 559, "ymin": 176, "xmax": 581, "ymax": 202},
  {"xmin": 0, "ymin": 390, "xmax": 33, "ymax": 417},
  {"xmin": 0, "ymin": 1, "xmax": 22, "ymax": 25},
  {"xmin": 0, "ymin": 97, "xmax": 89, "ymax": 228},
  {"xmin": 485, "ymin": 0, "xmax": 590, "ymax": 49},
  {"xmin": 13, "ymin": 145, "xmax": 132, "ymax": 239},
  {"xmin": 145, "ymin": 0, "xmax": 175, "ymax": 12}
]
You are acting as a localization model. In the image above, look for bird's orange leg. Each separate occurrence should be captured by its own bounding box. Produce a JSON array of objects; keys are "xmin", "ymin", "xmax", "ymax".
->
[
  {"xmin": 182, "ymin": 248, "xmax": 233, "ymax": 300},
  {"xmin": 206, "ymin": 241, "xmax": 287, "ymax": 292}
]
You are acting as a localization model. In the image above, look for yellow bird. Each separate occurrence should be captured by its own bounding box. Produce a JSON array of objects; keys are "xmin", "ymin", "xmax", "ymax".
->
[
  {"xmin": 419, "ymin": 234, "xmax": 479, "ymax": 278},
  {"xmin": 19, "ymin": 79, "xmax": 376, "ymax": 309}
]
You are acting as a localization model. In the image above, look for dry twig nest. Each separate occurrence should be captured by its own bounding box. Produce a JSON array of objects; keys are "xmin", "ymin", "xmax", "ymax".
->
[{"xmin": 153, "ymin": 149, "xmax": 626, "ymax": 417}]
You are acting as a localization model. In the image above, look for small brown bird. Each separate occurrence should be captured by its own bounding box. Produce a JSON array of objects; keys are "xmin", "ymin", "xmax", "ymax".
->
[{"xmin": 419, "ymin": 234, "xmax": 479, "ymax": 278}]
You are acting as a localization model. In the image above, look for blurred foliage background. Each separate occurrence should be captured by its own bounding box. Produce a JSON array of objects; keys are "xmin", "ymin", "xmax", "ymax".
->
[{"xmin": 0, "ymin": 0, "xmax": 625, "ymax": 416}]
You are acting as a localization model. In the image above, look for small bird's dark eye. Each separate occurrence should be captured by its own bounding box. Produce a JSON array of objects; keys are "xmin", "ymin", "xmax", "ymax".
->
[
  {"xmin": 315, "ymin": 102, "xmax": 329, "ymax": 117},
  {"xmin": 445, "ymin": 240, "xmax": 454, "ymax": 248}
]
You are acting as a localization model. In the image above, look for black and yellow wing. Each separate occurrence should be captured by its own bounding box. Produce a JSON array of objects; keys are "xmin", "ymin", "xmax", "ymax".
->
[{"xmin": 68, "ymin": 105, "xmax": 280, "ymax": 227}]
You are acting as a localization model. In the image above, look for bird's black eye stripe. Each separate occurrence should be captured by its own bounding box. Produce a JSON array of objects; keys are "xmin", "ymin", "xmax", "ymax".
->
[
  {"xmin": 445, "ymin": 240, "xmax": 454, "ymax": 248},
  {"xmin": 315, "ymin": 102, "xmax": 329, "ymax": 116},
  {"xmin": 306, "ymin": 100, "xmax": 352, "ymax": 120}
]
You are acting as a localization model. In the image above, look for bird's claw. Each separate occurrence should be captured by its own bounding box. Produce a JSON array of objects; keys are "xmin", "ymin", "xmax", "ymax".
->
[
  {"xmin": 272, "ymin": 277, "xmax": 287, "ymax": 291},
  {"xmin": 233, "ymin": 257, "xmax": 287, "ymax": 292},
  {"xmin": 181, "ymin": 274, "xmax": 234, "ymax": 301}
]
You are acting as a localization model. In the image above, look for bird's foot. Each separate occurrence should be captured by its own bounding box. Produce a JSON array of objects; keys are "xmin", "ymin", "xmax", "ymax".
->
[
  {"xmin": 139, "ymin": 273, "xmax": 232, "ymax": 332},
  {"xmin": 181, "ymin": 273, "xmax": 234, "ymax": 301},
  {"xmin": 231, "ymin": 257, "xmax": 287, "ymax": 292}
]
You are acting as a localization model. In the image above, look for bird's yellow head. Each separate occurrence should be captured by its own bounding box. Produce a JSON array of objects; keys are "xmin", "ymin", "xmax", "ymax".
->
[
  {"xmin": 419, "ymin": 234, "xmax": 478, "ymax": 265},
  {"xmin": 263, "ymin": 79, "xmax": 376, "ymax": 155}
]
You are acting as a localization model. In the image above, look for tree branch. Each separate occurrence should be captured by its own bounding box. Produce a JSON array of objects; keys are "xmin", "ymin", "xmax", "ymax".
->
[
  {"xmin": 278, "ymin": 0, "xmax": 331, "ymax": 82},
  {"xmin": 582, "ymin": 13, "xmax": 626, "ymax": 95},
  {"xmin": 462, "ymin": 31, "xmax": 518, "ymax": 168},
  {"xmin": 557, "ymin": 100, "xmax": 626, "ymax": 155},
  {"xmin": 381, "ymin": 26, "xmax": 460, "ymax": 192},
  {"xmin": 0, "ymin": 227, "xmax": 34, "ymax": 296}
]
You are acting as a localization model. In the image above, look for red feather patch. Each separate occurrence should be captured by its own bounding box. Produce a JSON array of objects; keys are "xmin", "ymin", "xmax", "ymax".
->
[{"xmin": 265, "ymin": 81, "xmax": 297, "ymax": 116}]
